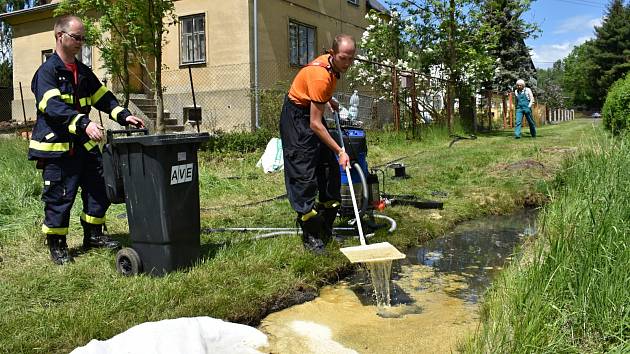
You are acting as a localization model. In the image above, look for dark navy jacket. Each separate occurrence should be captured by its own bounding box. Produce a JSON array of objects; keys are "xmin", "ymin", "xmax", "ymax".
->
[{"xmin": 29, "ymin": 52, "xmax": 131, "ymax": 160}]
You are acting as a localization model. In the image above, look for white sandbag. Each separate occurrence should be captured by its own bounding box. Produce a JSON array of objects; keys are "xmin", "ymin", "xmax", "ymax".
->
[
  {"xmin": 256, "ymin": 137, "xmax": 284, "ymax": 173},
  {"xmin": 70, "ymin": 316, "xmax": 268, "ymax": 354}
]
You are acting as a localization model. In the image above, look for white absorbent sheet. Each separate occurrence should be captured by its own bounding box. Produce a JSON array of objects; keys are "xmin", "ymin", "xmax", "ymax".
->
[
  {"xmin": 70, "ymin": 316, "xmax": 268, "ymax": 354},
  {"xmin": 256, "ymin": 137, "xmax": 284, "ymax": 173}
]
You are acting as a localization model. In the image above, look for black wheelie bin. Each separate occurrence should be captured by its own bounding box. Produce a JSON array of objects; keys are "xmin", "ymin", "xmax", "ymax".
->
[{"xmin": 103, "ymin": 129, "xmax": 210, "ymax": 276}]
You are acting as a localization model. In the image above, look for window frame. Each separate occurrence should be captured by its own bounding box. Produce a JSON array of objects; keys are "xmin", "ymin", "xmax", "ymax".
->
[
  {"xmin": 179, "ymin": 13, "xmax": 207, "ymax": 66},
  {"xmin": 288, "ymin": 20, "xmax": 316, "ymax": 67},
  {"xmin": 78, "ymin": 45, "xmax": 92, "ymax": 69},
  {"xmin": 42, "ymin": 49, "xmax": 53, "ymax": 63}
]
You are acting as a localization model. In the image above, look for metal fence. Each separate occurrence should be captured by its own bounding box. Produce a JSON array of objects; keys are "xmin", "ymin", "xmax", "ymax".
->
[
  {"xmin": 160, "ymin": 61, "xmax": 394, "ymax": 134},
  {"xmin": 1, "ymin": 60, "xmax": 574, "ymax": 134},
  {"xmin": 0, "ymin": 86, "xmax": 13, "ymax": 122}
]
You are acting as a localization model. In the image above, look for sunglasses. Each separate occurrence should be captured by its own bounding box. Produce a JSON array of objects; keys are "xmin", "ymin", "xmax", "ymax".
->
[{"xmin": 61, "ymin": 31, "xmax": 87, "ymax": 42}]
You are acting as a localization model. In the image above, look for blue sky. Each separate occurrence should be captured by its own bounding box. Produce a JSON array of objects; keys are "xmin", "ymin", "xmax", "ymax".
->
[{"xmin": 525, "ymin": 0, "xmax": 608, "ymax": 69}]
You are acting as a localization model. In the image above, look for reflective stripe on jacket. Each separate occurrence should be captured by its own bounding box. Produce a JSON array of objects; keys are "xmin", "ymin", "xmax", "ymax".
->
[{"xmin": 28, "ymin": 52, "xmax": 132, "ymax": 160}]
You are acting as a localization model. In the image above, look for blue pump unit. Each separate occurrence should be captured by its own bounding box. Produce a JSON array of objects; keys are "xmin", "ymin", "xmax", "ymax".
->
[{"xmin": 329, "ymin": 123, "xmax": 377, "ymax": 217}]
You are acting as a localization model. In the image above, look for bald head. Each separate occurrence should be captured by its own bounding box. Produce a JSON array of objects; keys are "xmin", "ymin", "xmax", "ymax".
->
[
  {"xmin": 54, "ymin": 15, "xmax": 82, "ymax": 35},
  {"xmin": 330, "ymin": 34, "xmax": 356, "ymax": 74},
  {"xmin": 54, "ymin": 15, "xmax": 85, "ymax": 62},
  {"xmin": 332, "ymin": 34, "xmax": 355, "ymax": 53}
]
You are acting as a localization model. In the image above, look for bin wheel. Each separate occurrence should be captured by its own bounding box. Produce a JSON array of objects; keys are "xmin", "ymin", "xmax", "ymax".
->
[{"xmin": 116, "ymin": 247, "xmax": 142, "ymax": 276}]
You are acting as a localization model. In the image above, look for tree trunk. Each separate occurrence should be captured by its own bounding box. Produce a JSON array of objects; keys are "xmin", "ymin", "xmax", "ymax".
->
[
  {"xmin": 447, "ymin": 0, "xmax": 456, "ymax": 134},
  {"xmin": 150, "ymin": 0, "xmax": 165, "ymax": 134},
  {"xmin": 392, "ymin": 66, "xmax": 400, "ymax": 131},
  {"xmin": 156, "ymin": 51, "xmax": 164, "ymax": 134},
  {"xmin": 458, "ymin": 86, "xmax": 475, "ymax": 133},
  {"xmin": 122, "ymin": 48, "xmax": 130, "ymax": 107}
]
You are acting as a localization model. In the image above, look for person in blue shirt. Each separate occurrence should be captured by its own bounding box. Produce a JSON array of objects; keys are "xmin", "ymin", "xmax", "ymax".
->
[{"xmin": 514, "ymin": 79, "xmax": 536, "ymax": 139}]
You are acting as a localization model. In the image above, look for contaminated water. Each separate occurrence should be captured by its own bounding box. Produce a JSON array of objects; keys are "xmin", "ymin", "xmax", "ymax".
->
[
  {"xmin": 365, "ymin": 260, "xmax": 393, "ymax": 310},
  {"xmin": 260, "ymin": 209, "xmax": 537, "ymax": 354}
]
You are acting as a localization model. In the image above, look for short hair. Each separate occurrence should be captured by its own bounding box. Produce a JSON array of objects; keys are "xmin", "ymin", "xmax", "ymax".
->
[
  {"xmin": 54, "ymin": 15, "xmax": 81, "ymax": 34},
  {"xmin": 516, "ymin": 79, "xmax": 526, "ymax": 86},
  {"xmin": 332, "ymin": 34, "xmax": 355, "ymax": 53}
]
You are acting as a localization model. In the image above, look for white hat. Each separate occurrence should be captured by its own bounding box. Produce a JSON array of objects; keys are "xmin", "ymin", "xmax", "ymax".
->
[{"xmin": 516, "ymin": 79, "xmax": 525, "ymax": 86}]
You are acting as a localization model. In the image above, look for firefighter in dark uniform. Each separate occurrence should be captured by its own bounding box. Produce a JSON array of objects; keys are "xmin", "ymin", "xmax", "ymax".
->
[
  {"xmin": 30, "ymin": 15, "xmax": 144, "ymax": 265},
  {"xmin": 280, "ymin": 34, "xmax": 355, "ymax": 253}
]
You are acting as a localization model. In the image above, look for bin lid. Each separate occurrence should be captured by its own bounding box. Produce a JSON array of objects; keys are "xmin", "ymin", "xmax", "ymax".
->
[{"xmin": 112, "ymin": 132, "xmax": 210, "ymax": 146}]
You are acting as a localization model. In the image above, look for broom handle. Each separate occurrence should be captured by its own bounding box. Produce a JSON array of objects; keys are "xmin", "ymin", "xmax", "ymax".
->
[
  {"xmin": 333, "ymin": 112, "xmax": 366, "ymax": 245},
  {"xmin": 345, "ymin": 165, "xmax": 366, "ymax": 245}
]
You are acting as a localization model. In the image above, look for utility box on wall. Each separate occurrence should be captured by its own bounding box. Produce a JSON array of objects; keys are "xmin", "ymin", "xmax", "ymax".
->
[{"xmin": 184, "ymin": 106, "xmax": 202, "ymax": 124}]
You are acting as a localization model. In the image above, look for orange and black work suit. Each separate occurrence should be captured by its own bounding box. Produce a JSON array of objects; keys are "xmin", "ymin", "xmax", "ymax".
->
[
  {"xmin": 280, "ymin": 54, "xmax": 341, "ymax": 231},
  {"xmin": 29, "ymin": 52, "xmax": 134, "ymax": 237}
]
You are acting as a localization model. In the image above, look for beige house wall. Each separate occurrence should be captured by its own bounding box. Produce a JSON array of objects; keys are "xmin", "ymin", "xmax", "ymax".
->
[
  {"xmin": 161, "ymin": 0, "xmax": 253, "ymax": 131},
  {"xmin": 257, "ymin": 0, "xmax": 369, "ymax": 87},
  {"xmin": 4, "ymin": 0, "xmax": 374, "ymax": 131}
]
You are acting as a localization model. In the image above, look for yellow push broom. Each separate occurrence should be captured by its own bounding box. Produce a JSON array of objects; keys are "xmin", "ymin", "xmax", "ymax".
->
[{"xmin": 334, "ymin": 112, "xmax": 405, "ymax": 264}]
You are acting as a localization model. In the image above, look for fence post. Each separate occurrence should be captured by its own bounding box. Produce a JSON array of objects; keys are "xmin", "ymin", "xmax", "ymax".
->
[
  {"xmin": 502, "ymin": 92, "xmax": 507, "ymax": 129},
  {"xmin": 19, "ymin": 82, "xmax": 27, "ymax": 124},
  {"xmin": 410, "ymin": 72, "xmax": 419, "ymax": 138},
  {"xmin": 485, "ymin": 89, "xmax": 492, "ymax": 131},
  {"xmin": 472, "ymin": 95, "xmax": 478, "ymax": 132},
  {"xmin": 392, "ymin": 66, "xmax": 400, "ymax": 131}
]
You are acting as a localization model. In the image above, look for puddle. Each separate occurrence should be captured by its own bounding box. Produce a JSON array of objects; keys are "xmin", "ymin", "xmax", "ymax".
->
[{"xmin": 259, "ymin": 209, "xmax": 537, "ymax": 354}]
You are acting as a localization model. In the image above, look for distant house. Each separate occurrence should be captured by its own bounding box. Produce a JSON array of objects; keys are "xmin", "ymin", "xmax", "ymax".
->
[{"xmin": 0, "ymin": 0, "xmax": 386, "ymax": 131}]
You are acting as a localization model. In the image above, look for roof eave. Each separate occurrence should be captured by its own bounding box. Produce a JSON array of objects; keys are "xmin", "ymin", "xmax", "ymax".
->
[
  {"xmin": 367, "ymin": 0, "xmax": 387, "ymax": 13},
  {"xmin": 0, "ymin": 3, "xmax": 58, "ymax": 24}
]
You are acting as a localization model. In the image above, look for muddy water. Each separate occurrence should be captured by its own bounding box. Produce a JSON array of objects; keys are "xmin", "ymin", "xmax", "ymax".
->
[{"xmin": 259, "ymin": 209, "xmax": 537, "ymax": 354}]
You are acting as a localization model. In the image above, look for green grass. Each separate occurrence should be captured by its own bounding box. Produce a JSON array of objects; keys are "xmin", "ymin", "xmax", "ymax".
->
[
  {"xmin": 461, "ymin": 133, "xmax": 630, "ymax": 353},
  {"xmin": 0, "ymin": 118, "xmax": 606, "ymax": 353}
]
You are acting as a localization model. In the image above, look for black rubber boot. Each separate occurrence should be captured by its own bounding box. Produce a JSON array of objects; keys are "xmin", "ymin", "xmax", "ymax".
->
[
  {"xmin": 320, "ymin": 207, "xmax": 339, "ymax": 244},
  {"xmin": 82, "ymin": 220, "xmax": 120, "ymax": 250},
  {"xmin": 46, "ymin": 234, "xmax": 73, "ymax": 265},
  {"xmin": 297, "ymin": 213, "xmax": 325, "ymax": 254}
]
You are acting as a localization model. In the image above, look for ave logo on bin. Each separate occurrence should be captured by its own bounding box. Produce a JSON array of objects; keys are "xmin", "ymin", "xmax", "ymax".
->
[{"xmin": 170, "ymin": 163, "xmax": 194, "ymax": 185}]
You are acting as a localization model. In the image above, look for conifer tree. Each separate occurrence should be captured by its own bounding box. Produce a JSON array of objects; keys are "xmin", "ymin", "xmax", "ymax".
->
[
  {"xmin": 482, "ymin": 0, "xmax": 538, "ymax": 93},
  {"xmin": 590, "ymin": 0, "xmax": 630, "ymax": 106}
]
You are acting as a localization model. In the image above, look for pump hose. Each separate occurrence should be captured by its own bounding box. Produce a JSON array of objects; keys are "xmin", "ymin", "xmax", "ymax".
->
[
  {"xmin": 353, "ymin": 161, "xmax": 369, "ymax": 216},
  {"xmin": 248, "ymin": 213, "xmax": 397, "ymax": 241}
]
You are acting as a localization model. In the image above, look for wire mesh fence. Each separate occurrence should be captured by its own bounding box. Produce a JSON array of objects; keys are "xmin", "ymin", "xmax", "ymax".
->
[
  {"xmin": 2, "ymin": 60, "xmax": 574, "ymax": 135},
  {"xmin": 160, "ymin": 61, "xmax": 397, "ymax": 134},
  {"xmin": 0, "ymin": 86, "xmax": 13, "ymax": 122}
]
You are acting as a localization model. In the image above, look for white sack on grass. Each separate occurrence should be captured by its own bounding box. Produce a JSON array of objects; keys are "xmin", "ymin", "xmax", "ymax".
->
[
  {"xmin": 70, "ymin": 316, "xmax": 268, "ymax": 354},
  {"xmin": 256, "ymin": 137, "xmax": 284, "ymax": 173}
]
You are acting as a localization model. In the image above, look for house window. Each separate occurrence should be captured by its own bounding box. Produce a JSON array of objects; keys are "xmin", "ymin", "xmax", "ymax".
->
[
  {"xmin": 42, "ymin": 49, "xmax": 53, "ymax": 63},
  {"xmin": 289, "ymin": 21, "xmax": 315, "ymax": 66},
  {"xmin": 180, "ymin": 14, "xmax": 206, "ymax": 65},
  {"xmin": 78, "ymin": 46, "xmax": 92, "ymax": 68},
  {"xmin": 347, "ymin": 0, "xmax": 359, "ymax": 5}
]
